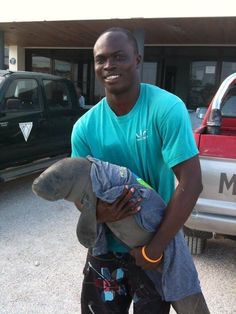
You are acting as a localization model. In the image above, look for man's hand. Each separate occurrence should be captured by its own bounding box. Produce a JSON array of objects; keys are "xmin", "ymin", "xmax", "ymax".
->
[
  {"xmin": 96, "ymin": 186, "xmax": 141, "ymax": 223},
  {"xmin": 130, "ymin": 246, "xmax": 163, "ymax": 270}
]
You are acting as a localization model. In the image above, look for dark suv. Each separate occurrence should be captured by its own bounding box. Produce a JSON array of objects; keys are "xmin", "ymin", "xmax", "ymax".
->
[{"xmin": 0, "ymin": 71, "xmax": 86, "ymax": 182}]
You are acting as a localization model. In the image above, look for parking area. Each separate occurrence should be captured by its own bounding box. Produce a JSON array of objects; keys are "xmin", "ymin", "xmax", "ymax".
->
[{"xmin": 0, "ymin": 174, "xmax": 236, "ymax": 314}]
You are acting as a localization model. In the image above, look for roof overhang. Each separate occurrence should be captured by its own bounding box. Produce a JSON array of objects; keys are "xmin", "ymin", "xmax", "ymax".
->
[{"xmin": 1, "ymin": 16, "xmax": 236, "ymax": 48}]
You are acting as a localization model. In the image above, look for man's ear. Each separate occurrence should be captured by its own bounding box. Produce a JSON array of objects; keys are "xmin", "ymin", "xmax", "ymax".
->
[{"xmin": 136, "ymin": 54, "xmax": 142, "ymax": 69}]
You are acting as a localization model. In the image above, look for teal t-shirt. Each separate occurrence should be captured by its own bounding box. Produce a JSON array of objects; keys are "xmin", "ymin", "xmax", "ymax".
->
[{"xmin": 71, "ymin": 83, "xmax": 198, "ymax": 252}]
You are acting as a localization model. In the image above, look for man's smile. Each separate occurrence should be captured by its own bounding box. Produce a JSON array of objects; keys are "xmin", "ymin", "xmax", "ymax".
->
[{"xmin": 104, "ymin": 74, "xmax": 121, "ymax": 82}]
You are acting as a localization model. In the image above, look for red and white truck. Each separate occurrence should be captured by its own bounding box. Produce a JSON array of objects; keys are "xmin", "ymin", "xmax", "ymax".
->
[{"xmin": 184, "ymin": 73, "xmax": 236, "ymax": 254}]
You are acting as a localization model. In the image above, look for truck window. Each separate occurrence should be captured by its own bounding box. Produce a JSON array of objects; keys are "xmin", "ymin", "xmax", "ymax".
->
[
  {"xmin": 2, "ymin": 78, "xmax": 40, "ymax": 112},
  {"xmin": 221, "ymin": 86, "xmax": 236, "ymax": 117},
  {"xmin": 43, "ymin": 80, "xmax": 72, "ymax": 111},
  {"xmin": 0, "ymin": 76, "xmax": 5, "ymax": 86}
]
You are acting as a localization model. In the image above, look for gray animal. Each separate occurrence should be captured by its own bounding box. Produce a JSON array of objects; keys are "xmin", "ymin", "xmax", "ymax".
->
[{"xmin": 32, "ymin": 156, "xmax": 162, "ymax": 248}]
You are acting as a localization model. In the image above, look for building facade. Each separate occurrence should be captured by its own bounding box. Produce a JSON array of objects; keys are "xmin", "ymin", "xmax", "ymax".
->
[{"xmin": 1, "ymin": 3, "xmax": 236, "ymax": 109}]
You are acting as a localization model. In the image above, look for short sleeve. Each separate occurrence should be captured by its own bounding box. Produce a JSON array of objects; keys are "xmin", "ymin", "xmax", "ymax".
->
[
  {"xmin": 71, "ymin": 119, "xmax": 91, "ymax": 157},
  {"xmin": 159, "ymin": 101, "xmax": 198, "ymax": 168}
]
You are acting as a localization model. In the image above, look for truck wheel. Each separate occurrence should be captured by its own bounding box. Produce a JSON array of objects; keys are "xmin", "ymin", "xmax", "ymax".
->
[{"xmin": 184, "ymin": 235, "xmax": 207, "ymax": 255}]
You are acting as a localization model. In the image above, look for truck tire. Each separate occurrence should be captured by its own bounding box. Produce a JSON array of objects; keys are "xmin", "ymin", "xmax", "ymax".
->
[
  {"xmin": 183, "ymin": 226, "xmax": 212, "ymax": 255},
  {"xmin": 184, "ymin": 235, "xmax": 207, "ymax": 255}
]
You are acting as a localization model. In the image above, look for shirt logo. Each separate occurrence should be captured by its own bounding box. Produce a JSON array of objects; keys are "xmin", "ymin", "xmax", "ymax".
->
[
  {"xmin": 136, "ymin": 129, "xmax": 148, "ymax": 141},
  {"xmin": 19, "ymin": 122, "xmax": 33, "ymax": 142}
]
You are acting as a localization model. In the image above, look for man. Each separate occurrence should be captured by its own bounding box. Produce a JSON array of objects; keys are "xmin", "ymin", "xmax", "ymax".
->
[
  {"xmin": 75, "ymin": 85, "xmax": 86, "ymax": 108},
  {"xmin": 71, "ymin": 27, "xmax": 210, "ymax": 314}
]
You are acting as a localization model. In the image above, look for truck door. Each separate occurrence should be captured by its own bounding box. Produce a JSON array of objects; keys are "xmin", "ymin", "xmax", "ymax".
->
[
  {"xmin": 0, "ymin": 77, "xmax": 49, "ymax": 169},
  {"xmin": 42, "ymin": 79, "xmax": 79, "ymax": 155}
]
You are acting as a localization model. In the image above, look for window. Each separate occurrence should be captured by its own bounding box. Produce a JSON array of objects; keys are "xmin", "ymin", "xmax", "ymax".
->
[
  {"xmin": 221, "ymin": 86, "xmax": 236, "ymax": 117},
  {"xmin": 94, "ymin": 77, "xmax": 105, "ymax": 103},
  {"xmin": 54, "ymin": 60, "xmax": 72, "ymax": 80},
  {"xmin": 32, "ymin": 56, "xmax": 51, "ymax": 74},
  {"xmin": 142, "ymin": 62, "xmax": 158, "ymax": 85},
  {"xmin": 43, "ymin": 80, "xmax": 72, "ymax": 111},
  {"xmin": 221, "ymin": 62, "xmax": 236, "ymax": 83},
  {"xmin": 3, "ymin": 79, "xmax": 40, "ymax": 112},
  {"xmin": 189, "ymin": 61, "xmax": 217, "ymax": 109},
  {"xmin": 0, "ymin": 76, "xmax": 5, "ymax": 86},
  {"xmin": 4, "ymin": 47, "xmax": 9, "ymax": 70}
]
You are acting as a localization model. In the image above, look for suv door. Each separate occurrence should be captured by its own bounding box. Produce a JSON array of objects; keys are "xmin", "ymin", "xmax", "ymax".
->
[
  {"xmin": 42, "ymin": 78, "xmax": 79, "ymax": 155},
  {"xmin": 0, "ymin": 77, "xmax": 50, "ymax": 169}
]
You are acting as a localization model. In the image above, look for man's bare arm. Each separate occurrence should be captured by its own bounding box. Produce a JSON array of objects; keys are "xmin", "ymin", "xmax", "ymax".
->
[{"xmin": 130, "ymin": 155, "xmax": 203, "ymax": 269}]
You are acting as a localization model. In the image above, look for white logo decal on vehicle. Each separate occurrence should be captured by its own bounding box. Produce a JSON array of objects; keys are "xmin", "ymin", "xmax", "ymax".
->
[
  {"xmin": 219, "ymin": 173, "xmax": 236, "ymax": 195},
  {"xmin": 19, "ymin": 122, "xmax": 33, "ymax": 142},
  {"xmin": 0, "ymin": 122, "xmax": 8, "ymax": 127},
  {"xmin": 136, "ymin": 129, "xmax": 148, "ymax": 141}
]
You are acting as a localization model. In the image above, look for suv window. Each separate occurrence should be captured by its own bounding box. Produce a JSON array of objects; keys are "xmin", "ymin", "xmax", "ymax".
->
[
  {"xmin": 2, "ymin": 78, "xmax": 40, "ymax": 112},
  {"xmin": 43, "ymin": 80, "xmax": 72, "ymax": 111}
]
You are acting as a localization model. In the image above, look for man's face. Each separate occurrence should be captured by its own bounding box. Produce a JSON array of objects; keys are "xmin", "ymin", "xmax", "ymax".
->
[{"xmin": 93, "ymin": 31, "xmax": 141, "ymax": 95}]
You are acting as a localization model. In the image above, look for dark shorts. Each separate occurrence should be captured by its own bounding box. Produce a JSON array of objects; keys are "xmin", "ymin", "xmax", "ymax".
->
[{"xmin": 81, "ymin": 251, "xmax": 170, "ymax": 314}]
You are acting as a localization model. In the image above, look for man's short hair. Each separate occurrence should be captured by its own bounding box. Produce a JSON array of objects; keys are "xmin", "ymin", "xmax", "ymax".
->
[{"xmin": 97, "ymin": 27, "xmax": 139, "ymax": 54}]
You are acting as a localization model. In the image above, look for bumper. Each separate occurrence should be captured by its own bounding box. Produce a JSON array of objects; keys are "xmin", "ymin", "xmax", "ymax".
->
[{"xmin": 185, "ymin": 212, "xmax": 236, "ymax": 236}]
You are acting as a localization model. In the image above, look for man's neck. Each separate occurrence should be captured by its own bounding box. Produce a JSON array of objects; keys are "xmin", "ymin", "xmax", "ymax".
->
[{"xmin": 106, "ymin": 84, "xmax": 141, "ymax": 116}]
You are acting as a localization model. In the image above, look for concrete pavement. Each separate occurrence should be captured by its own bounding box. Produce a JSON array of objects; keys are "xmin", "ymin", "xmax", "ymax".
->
[{"xmin": 0, "ymin": 174, "xmax": 236, "ymax": 314}]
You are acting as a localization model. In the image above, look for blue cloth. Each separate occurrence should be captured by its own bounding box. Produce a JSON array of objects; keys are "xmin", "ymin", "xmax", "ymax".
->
[{"xmin": 88, "ymin": 156, "xmax": 201, "ymax": 302}]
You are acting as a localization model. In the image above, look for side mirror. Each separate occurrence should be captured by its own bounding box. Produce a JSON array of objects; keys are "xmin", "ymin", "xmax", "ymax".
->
[
  {"xmin": 196, "ymin": 107, "xmax": 207, "ymax": 119},
  {"xmin": 207, "ymin": 108, "xmax": 222, "ymax": 135}
]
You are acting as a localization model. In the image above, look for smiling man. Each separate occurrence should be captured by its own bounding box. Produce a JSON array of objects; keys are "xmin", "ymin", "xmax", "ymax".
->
[{"xmin": 71, "ymin": 28, "xmax": 210, "ymax": 314}]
